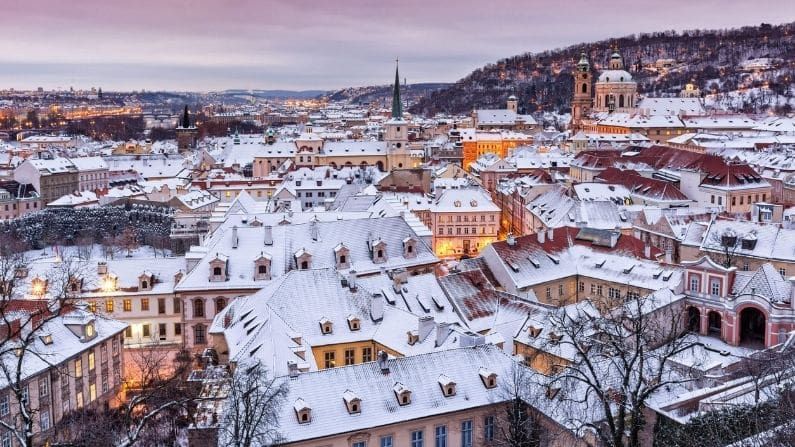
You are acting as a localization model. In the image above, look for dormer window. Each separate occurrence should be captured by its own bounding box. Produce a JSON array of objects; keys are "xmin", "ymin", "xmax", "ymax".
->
[
  {"xmin": 294, "ymin": 398, "xmax": 311, "ymax": 424},
  {"xmin": 319, "ymin": 318, "xmax": 333, "ymax": 335},
  {"xmin": 393, "ymin": 382, "xmax": 411, "ymax": 406},
  {"xmin": 138, "ymin": 272, "xmax": 153, "ymax": 291},
  {"xmin": 209, "ymin": 254, "xmax": 228, "ymax": 282},
  {"xmin": 30, "ymin": 277, "xmax": 47, "ymax": 297},
  {"xmin": 438, "ymin": 374, "xmax": 456, "ymax": 397},
  {"xmin": 40, "ymin": 334, "xmax": 53, "ymax": 345},
  {"xmin": 347, "ymin": 315, "xmax": 360, "ymax": 331},
  {"xmin": 479, "ymin": 367, "xmax": 498, "ymax": 389},
  {"xmin": 254, "ymin": 253, "xmax": 272, "ymax": 281},
  {"xmin": 334, "ymin": 243, "xmax": 350, "ymax": 270},
  {"xmin": 407, "ymin": 330, "xmax": 419, "ymax": 345},
  {"xmin": 295, "ymin": 248, "xmax": 312, "ymax": 270},
  {"xmin": 402, "ymin": 236, "xmax": 417, "ymax": 259},
  {"xmin": 527, "ymin": 326, "xmax": 542, "ymax": 338},
  {"xmin": 371, "ymin": 240, "xmax": 388, "ymax": 264},
  {"xmin": 85, "ymin": 323, "xmax": 95, "ymax": 338},
  {"xmin": 343, "ymin": 390, "xmax": 361, "ymax": 414}
]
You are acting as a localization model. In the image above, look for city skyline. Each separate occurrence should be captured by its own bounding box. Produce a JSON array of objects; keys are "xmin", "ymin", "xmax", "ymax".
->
[{"xmin": 0, "ymin": 0, "xmax": 793, "ymax": 91}]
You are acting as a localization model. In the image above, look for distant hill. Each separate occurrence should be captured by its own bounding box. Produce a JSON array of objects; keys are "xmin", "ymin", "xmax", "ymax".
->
[
  {"xmin": 221, "ymin": 89, "xmax": 326, "ymax": 99},
  {"xmin": 326, "ymin": 83, "xmax": 451, "ymax": 108},
  {"xmin": 410, "ymin": 22, "xmax": 795, "ymax": 116}
]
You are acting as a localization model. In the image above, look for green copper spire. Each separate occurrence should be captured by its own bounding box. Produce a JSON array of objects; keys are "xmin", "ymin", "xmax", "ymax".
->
[{"xmin": 391, "ymin": 59, "xmax": 403, "ymax": 119}]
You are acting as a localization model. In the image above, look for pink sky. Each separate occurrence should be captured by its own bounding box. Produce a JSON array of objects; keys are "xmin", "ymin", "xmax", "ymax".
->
[{"xmin": 0, "ymin": 0, "xmax": 792, "ymax": 90}]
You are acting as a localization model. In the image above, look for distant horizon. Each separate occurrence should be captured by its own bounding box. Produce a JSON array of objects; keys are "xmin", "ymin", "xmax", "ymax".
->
[{"xmin": 0, "ymin": 0, "xmax": 793, "ymax": 91}]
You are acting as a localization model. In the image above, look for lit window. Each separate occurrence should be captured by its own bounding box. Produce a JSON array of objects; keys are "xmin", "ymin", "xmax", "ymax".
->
[{"xmin": 88, "ymin": 352, "xmax": 95, "ymax": 370}]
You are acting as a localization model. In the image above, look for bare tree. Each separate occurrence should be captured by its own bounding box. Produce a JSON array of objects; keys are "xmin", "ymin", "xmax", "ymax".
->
[
  {"xmin": 54, "ymin": 345, "xmax": 197, "ymax": 447},
  {"xmin": 0, "ymin": 253, "xmax": 86, "ymax": 447},
  {"xmin": 711, "ymin": 230, "xmax": 739, "ymax": 269},
  {"xmin": 217, "ymin": 361, "xmax": 287, "ymax": 447},
  {"xmin": 496, "ymin": 365, "xmax": 541, "ymax": 447},
  {"xmin": 532, "ymin": 293, "xmax": 700, "ymax": 447},
  {"xmin": 118, "ymin": 227, "xmax": 139, "ymax": 258}
]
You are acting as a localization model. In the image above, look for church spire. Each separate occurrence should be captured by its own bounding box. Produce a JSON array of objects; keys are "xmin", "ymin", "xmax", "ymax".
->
[
  {"xmin": 391, "ymin": 59, "xmax": 403, "ymax": 119},
  {"xmin": 181, "ymin": 105, "xmax": 190, "ymax": 128}
]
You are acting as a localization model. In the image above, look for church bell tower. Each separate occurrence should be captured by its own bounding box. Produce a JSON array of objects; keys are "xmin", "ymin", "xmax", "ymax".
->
[
  {"xmin": 384, "ymin": 60, "xmax": 411, "ymax": 170},
  {"xmin": 571, "ymin": 52, "xmax": 592, "ymax": 130}
]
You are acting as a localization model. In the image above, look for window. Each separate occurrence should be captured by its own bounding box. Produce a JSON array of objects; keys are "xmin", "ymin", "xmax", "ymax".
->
[
  {"xmin": 123, "ymin": 299, "xmax": 132, "ymax": 312},
  {"xmin": 215, "ymin": 298, "xmax": 226, "ymax": 313},
  {"xmin": 112, "ymin": 337, "xmax": 119, "ymax": 355},
  {"xmin": 105, "ymin": 300, "xmax": 114, "ymax": 313},
  {"xmin": 590, "ymin": 284, "xmax": 596, "ymax": 294},
  {"xmin": 0, "ymin": 395, "xmax": 7, "ymax": 416},
  {"xmin": 88, "ymin": 301, "xmax": 97, "ymax": 312},
  {"xmin": 484, "ymin": 415, "xmax": 495, "ymax": 442},
  {"xmin": 353, "ymin": 442, "xmax": 366, "ymax": 447},
  {"xmin": 40, "ymin": 409, "xmax": 51, "ymax": 431},
  {"xmin": 324, "ymin": 351, "xmax": 335, "ymax": 369},
  {"xmin": 39, "ymin": 378, "xmax": 49, "ymax": 398},
  {"xmin": 88, "ymin": 351, "xmax": 95, "ymax": 370},
  {"xmin": 1, "ymin": 432, "xmax": 10, "ymax": 447},
  {"xmin": 141, "ymin": 298, "xmax": 149, "ymax": 311},
  {"xmin": 193, "ymin": 299, "xmax": 205, "ymax": 318},
  {"xmin": 545, "ymin": 287, "xmax": 551, "ymax": 299},
  {"xmin": 75, "ymin": 359, "xmax": 83, "ymax": 378},
  {"xmin": 158, "ymin": 298, "xmax": 166, "ymax": 314},
  {"xmin": 159, "ymin": 323, "xmax": 167, "ymax": 337},
  {"xmin": 558, "ymin": 284, "xmax": 564, "ymax": 296},
  {"xmin": 213, "ymin": 266, "xmax": 222, "ymax": 276},
  {"xmin": 174, "ymin": 323, "xmax": 182, "ymax": 336},
  {"xmin": 579, "ymin": 281, "xmax": 585, "ymax": 292},
  {"xmin": 86, "ymin": 323, "xmax": 95, "ymax": 338},
  {"xmin": 780, "ymin": 268, "xmax": 787, "ymax": 278},
  {"xmin": 344, "ymin": 349, "xmax": 355, "ymax": 366},
  {"xmin": 596, "ymin": 285, "xmax": 603, "ymax": 296},
  {"xmin": 411, "ymin": 430, "xmax": 424, "ymax": 447},
  {"xmin": 461, "ymin": 420, "xmax": 473, "ymax": 447},
  {"xmin": 362, "ymin": 347, "xmax": 372, "ymax": 363},
  {"xmin": 174, "ymin": 298, "xmax": 182, "ymax": 314},
  {"xmin": 742, "ymin": 261, "xmax": 750, "ymax": 271},
  {"xmin": 194, "ymin": 325, "xmax": 206, "ymax": 345},
  {"xmin": 718, "ymin": 197, "xmax": 722, "ymax": 206},
  {"xmin": 689, "ymin": 277, "xmax": 700, "ymax": 293},
  {"xmin": 89, "ymin": 383, "xmax": 96, "ymax": 401},
  {"xmin": 710, "ymin": 279, "xmax": 721, "ymax": 296},
  {"xmin": 608, "ymin": 287, "xmax": 621, "ymax": 299},
  {"xmin": 435, "ymin": 425, "xmax": 447, "ymax": 447},
  {"xmin": 380, "ymin": 436, "xmax": 393, "ymax": 447},
  {"xmin": 76, "ymin": 391, "xmax": 84, "ymax": 409},
  {"xmin": 125, "ymin": 326, "xmax": 132, "ymax": 338}
]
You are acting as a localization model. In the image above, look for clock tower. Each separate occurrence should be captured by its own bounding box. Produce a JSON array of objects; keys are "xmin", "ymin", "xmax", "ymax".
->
[
  {"xmin": 571, "ymin": 52, "xmax": 593, "ymax": 130},
  {"xmin": 385, "ymin": 60, "xmax": 411, "ymax": 170}
]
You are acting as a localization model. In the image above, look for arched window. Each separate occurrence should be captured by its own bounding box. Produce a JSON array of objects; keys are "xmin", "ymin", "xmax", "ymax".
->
[
  {"xmin": 215, "ymin": 298, "xmax": 226, "ymax": 313},
  {"xmin": 581, "ymin": 83, "xmax": 587, "ymax": 94},
  {"xmin": 141, "ymin": 281, "xmax": 148, "ymax": 290},
  {"xmin": 619, "ymin": 94, "xmax": 625, "ymax": 108},
  {"xmin": 193, "ymin": 299, "xmax": 205, "ymax": 318}
]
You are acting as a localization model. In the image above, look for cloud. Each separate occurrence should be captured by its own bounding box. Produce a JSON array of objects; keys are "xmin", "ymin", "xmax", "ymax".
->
[{"xmin": 0, "ymin": 0, "xmax": 792, "ymax": 90}]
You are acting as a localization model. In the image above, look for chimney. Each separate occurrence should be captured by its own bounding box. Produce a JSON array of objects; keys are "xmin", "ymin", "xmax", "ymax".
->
[
  {"xmin": 418, "ymin": 316, "xmax": 434, "ymax": 341},
  {"xmin": 460, "ymin": 331, "xmax": 486, "ymax": 347},
  {"xmin": 547, "ymin": 227, "xmax": 554, "ymax": 241},
  {"xmin": 310, "ymin": 219, "xmax": 319, "ymax": 241},
  {"xmin": 392, "ymin": 268, "xmax": 408, "ymax": 293},
  {"xmin": 347, "ymin": 270, "xmax": 358, "ymax": 292},
  {"xmin": 376, "ymin": 350, "xmax": 390, "ymax": 374},
  {"xmin": 435, "ymin": 322, "xmax": 452, "ymax": 347},
  {"xmin": 97, "ymin": 261, "xmax": 108, "ymax": 275},
  {"xmin": 232, "ymin": 225, "xmax": 239, "ymax": 249},
  {"xmin": 287, "ymin": 361, "xmax": 299, "ymax": 378},
  {"xmin": 644, "ymin": 244, "xmax": 651, "ymax": 259},
  {"xmin": 264, "ymin": 225, "xmax": 273, "ymax": 245},
  {"xmin": 370, "ymin": 292, "xmax": 385, "ymax": 322},
  {"xmin": 664, "ymin": 248, "xmax": 673, "ymax": 264},
  {"xmin": 537, "ymin": 230, "xmax": 545, "ymax": 244},
  {"xmin": 507, "ymin": 233, "xmax": 516, "ymax": 246}
]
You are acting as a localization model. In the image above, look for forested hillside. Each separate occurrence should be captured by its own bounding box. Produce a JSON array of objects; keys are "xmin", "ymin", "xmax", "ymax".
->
[{"xmin": 410, "ymin": 22, "xmax": 795, "ymax": 115}]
